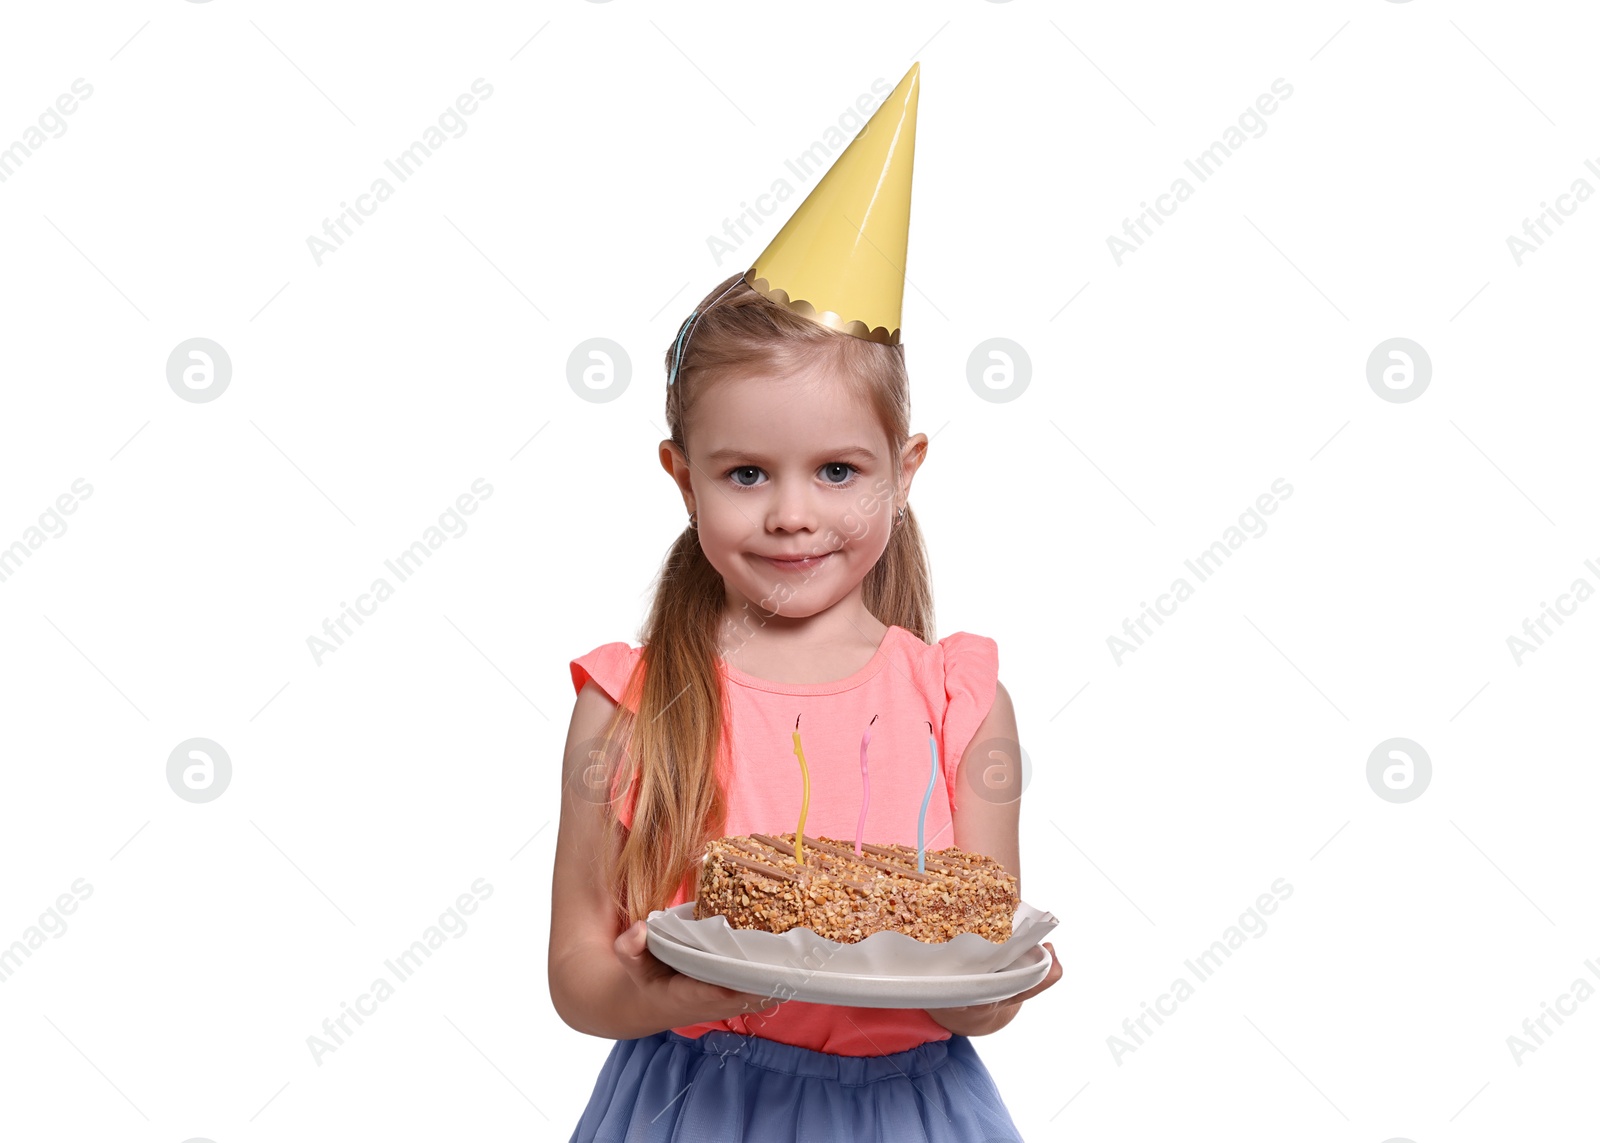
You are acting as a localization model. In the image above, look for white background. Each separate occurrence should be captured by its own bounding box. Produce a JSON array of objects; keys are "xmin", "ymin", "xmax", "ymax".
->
[{"xmin": 2, "ymin": 1, "xmax": 1597, "ymax": 1140}]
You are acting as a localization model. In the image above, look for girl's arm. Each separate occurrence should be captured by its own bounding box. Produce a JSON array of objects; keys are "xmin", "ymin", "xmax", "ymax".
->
[
  {"xmin": 548, "ymin": 680, "xmax": 775, "ymax": 1039},
  {"xmin": 923, "ymin": 679, "xmax": 1062, "ymax": 1036}
]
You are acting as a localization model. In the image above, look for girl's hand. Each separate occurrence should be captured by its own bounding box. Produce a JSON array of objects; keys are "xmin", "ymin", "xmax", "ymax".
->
[
  {"xmin": 924, "ymin": 941, "xmax": 1061, "ymax": 1036},
  {"xmin": 614, "ymin": 918, "xmax": 782, "ymax": 1029}
]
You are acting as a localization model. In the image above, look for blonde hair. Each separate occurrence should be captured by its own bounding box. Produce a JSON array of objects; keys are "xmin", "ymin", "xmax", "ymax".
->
[{"xmin": 597, "ymin": 273, "xmax": 936, "ymax": 925}]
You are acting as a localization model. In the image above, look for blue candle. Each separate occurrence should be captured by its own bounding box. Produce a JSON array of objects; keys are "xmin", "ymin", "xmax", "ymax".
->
[{"xmin": 918, "ymin": 720, "xmax": 937, "ymax": 872}]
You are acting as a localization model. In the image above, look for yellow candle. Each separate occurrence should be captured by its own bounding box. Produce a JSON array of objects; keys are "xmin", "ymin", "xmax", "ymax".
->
[{"xmin": 791, "ymin": 714, "xmax": 811, "ymax": 865}]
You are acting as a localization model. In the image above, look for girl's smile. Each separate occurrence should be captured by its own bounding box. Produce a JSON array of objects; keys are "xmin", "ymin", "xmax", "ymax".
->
[{"xmin": 755, "ymin": 551, "xmax": 834, "ymax": 571}]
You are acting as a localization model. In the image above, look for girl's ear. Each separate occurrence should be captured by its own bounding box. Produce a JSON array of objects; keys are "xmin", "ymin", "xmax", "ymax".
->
[
  {"xmin": 659, "ymin": 441, "xmax": 695, "ymax": 504},
  {"xmin": 899, "ymin": 432, "xmax": 930, "ymax": 490}
]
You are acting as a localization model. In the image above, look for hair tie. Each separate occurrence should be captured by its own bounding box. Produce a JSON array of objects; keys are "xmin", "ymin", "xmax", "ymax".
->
[
  {"xmin": 667, "ymin": 310, "xmax": 697, "ymax": 387},
  {"xmin": 666, "ymin": 274, "xmax": 746, "ymax": 388}
]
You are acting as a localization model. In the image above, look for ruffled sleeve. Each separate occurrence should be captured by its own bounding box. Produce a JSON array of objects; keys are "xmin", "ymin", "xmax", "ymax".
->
[
  {"xmin": 937, "ymin": 632, "xmax": 1000, "ymax": 798},
  {"xmin": 568, "ymin": 642, "xmax": 644, "ymax": 827},
  {"xmin": 569, "ymin": 642, "xmax": 641, "ymax": 711}
]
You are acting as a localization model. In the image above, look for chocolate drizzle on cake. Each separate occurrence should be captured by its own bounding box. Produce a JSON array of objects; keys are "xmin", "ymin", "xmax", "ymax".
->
[{"xmin": 716, "ymin": 848, "xmax": 801, "ymax": 883}]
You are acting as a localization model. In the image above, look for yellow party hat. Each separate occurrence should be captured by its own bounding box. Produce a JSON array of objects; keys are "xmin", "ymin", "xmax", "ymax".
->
[{"xmin": 743, "ymin": 63, "xmax": 920, "ymax": 345}]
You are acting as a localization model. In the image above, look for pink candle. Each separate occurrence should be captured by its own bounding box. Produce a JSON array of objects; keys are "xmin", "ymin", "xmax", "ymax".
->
[{"xmin": 855, "ymin": 714, "xmax": 877, "ymax": 856}]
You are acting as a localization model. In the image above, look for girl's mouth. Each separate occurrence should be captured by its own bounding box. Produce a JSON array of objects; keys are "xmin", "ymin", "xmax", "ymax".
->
[{"xmin": 757, "ymin": 552, "xmax": 833, "ymax": 572}]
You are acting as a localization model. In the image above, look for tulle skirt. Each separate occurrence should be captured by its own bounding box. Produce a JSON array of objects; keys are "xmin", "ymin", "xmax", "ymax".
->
[{"xmin": 568, "ymin": 1027, "xmax": 1025, "ymax": 1142}]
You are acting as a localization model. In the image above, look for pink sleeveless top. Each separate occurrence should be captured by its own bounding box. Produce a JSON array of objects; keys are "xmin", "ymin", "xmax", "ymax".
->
[{"xmin": 568, "ymin": 624, "xmax": 999, "ymax": 1056}]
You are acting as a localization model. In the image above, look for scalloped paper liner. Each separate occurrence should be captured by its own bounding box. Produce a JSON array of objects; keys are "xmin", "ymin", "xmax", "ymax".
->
[{"xmin": 646, "ymin": 899, "xmax": 1057, "ymax": 978}]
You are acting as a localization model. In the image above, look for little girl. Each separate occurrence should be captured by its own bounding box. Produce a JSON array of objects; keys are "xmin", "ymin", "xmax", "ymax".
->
[{"xmin": 550, "ymin": 64, "xmax": 1059, "ymax": 1141}]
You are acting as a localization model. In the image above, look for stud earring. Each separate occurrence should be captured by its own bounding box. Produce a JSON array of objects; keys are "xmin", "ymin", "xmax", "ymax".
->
[
  {"xmin": 688, "ymin": 511, "xmax": 698, "ymax": 530},
  {"xmin": 896, "ymin": 505, "xmax": 906, "ymax": 526}
]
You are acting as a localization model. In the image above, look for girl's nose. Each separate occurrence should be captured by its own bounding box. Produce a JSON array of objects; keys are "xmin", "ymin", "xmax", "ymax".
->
[{"xmin": 765, "ymin": 480, "xmax": 818, "ymax": 532}]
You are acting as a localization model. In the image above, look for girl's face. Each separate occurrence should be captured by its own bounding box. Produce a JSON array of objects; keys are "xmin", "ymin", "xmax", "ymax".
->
[{"xmin": 661, "ymin": 362, "xmax": 926, "ymax": 623}]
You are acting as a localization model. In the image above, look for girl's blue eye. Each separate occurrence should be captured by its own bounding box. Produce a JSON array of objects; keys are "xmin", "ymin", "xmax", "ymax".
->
[{"xmin": 723, "ymin": 463, "xmax": 861, "ymax": 489}]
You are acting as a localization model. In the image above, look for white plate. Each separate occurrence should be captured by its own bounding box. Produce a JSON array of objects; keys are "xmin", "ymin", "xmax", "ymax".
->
[
  {"xmin": 645, "ymin": 927, "xmax": 1054, "ymax": 1008},
  {"xmin": 647, "ymin": 900, "xmax": 1059, "ymax": 977}
]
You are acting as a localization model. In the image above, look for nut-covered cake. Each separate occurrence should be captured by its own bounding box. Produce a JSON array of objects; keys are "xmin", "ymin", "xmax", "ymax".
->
[{"xmin": 694, "ymin": 831, "xmax": 1018, "ymax": 944}]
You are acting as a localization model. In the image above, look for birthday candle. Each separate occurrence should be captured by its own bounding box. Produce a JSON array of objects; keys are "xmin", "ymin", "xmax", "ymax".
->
[
  {"xmin": 791, "ymin": 714, "xmax": 811, "ymax": 866},
  {"xmin": 855, "ymin": 714, "xmax": 877, "ymax": 856},
  {"xmin": 918, "ymin": 720, "xmax": 937, "ymax": 872}
]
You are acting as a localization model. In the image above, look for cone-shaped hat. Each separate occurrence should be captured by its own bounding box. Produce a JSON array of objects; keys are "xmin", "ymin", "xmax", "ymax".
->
[{"xmin": 743, "ymin": 63, "xmax": 920, "ymax": 345}]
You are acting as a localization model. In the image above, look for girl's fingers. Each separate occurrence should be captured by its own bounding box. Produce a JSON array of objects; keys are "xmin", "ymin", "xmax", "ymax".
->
[
  {"xmin": 1042, "ymin": 941, "xmax": 1061, "ymax": 984},
  {"xmin": 1012, "ymin": 942, "xmax": 1063, "ymax": 1003},
  {"xmin": 616, "ymin": 921, "xmax": 776, "ymax": 1015},
  {"xmin": 613, "ymin": 920, "xmax": 663, "ymax": 984},
  {"xmin": 612, "ymin": 920, "xmax": 640, "ymax": 959},
  {"xmin": 703, "ymin": 981, "xmax": 773, "ymax": 1008},
  {"xmin": 971, "ymin": 941, "xmax": 1062, "ymax": 1009}
]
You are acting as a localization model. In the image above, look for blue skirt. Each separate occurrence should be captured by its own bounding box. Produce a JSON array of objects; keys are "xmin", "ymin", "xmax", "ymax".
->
[{"xmin": 568, "ymin": 1027, "xmax": 1024, "ymax": 1142}]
